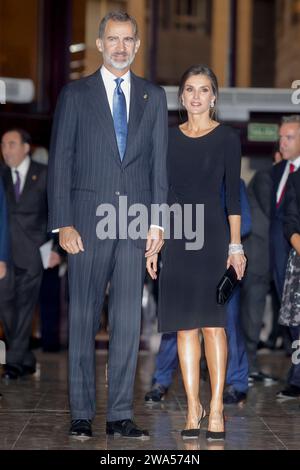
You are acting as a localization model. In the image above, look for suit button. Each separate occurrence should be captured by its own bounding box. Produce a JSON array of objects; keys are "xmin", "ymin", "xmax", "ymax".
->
[{"xmin": 115, "ymin": 191, "xmax": 120, "ymax": 196}]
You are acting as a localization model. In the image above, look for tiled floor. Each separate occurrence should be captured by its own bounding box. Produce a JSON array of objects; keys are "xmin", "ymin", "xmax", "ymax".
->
[{"xmin": 0, "ymin": 349, "xmax": 299, "ymax": 450}]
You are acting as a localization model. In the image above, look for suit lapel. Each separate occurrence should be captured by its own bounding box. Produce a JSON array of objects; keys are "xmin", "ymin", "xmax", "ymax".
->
[
  {"xmin": 123, "ymin": 73, "xmax": 148, "ymax": 166},
  {"xmin": 86, "ymin": 70, "xmax": 120, "ymax": 167},
  {"xmin": 20, "ymin": 160, "xmax": 37, "ymax": 201},
  {"xmin": 3, "ymin": 168, "xmax": 15, "ymax": 204}
]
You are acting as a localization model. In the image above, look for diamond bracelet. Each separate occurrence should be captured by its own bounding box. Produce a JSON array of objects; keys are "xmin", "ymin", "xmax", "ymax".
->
[{"xmin": 228, "ymin": 243, "xmax": 244, "ymax": 255}]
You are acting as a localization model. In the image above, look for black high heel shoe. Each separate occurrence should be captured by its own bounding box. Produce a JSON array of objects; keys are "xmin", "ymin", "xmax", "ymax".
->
[
  {"xmin": 206, "ymin": 411, "xmax": 225, "ymax": 441},
  {"xmin": 181, "ymin": 407, "xmax": 206, "ymax": 439}
]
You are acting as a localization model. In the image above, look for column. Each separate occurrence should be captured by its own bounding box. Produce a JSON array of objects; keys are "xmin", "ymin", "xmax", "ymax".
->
[
  {"xmin": 211, "ymin": 0, "xmax": 231, "ymax": 87},
  {"xmin": 236, "ymin": 0, "xmax": 253, "ymax": 87}
]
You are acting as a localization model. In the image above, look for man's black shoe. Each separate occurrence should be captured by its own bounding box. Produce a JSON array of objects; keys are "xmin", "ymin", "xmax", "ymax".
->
[
  {"xmin": 276, "ymin": 385, "xmax": 300, "ymax": 400},
  {"xmin": 2, "ymin": 364, "xmax": 36, "ymax": 380},
  {"xmin": 257, "ymin": 340, "xmax": 276, "ymax": 350},
  {"xmin": 106, "ymin": 419, "xmax": 149, "ymax": 439},
  {"xmin": 22, "ymin": 365, "xmax": 36, "ymax": 376},
  {"xmin": 69, "ymin": 419, "xmax": 92, "ymax": 439},
  {"xmin": 144, "ymin": 384, "xmax": 167, "ymax": 402},
  {"xmin": 223, "ymin": 386, "xmax": 247, "ymax": 404},
  {"xmin": 2, "ymin": 365, "xmax": 22, "ymax": 380},
  {"xmin": 248, "ymin": 371, "xmax": 278, "ymax": 384}
]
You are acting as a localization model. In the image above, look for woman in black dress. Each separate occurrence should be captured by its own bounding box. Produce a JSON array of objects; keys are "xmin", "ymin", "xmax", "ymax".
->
[{"xmin": 147, "ymin": 65, "xmax": 246, "ymax": 440}]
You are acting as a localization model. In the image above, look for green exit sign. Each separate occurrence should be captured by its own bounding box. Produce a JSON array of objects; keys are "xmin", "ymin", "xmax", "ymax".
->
[{"xmin": 248, "ymin": 123, "xmax": 279, "ymax": 142}]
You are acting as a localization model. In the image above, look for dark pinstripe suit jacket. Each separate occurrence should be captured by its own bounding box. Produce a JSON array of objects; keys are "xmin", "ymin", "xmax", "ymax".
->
[{"xmin": 47, "ymin": 69, "xmax": 168, "ymax": 248}]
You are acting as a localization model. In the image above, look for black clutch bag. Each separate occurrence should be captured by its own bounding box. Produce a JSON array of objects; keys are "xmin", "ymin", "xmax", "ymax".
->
[{"xmin": 216, "ymin": 265, "xmax": 239, "ymax": 305}]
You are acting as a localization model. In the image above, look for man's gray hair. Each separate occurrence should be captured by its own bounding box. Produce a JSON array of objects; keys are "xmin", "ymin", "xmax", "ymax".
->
[
  {"xmin": 281, "ymin": 115, "xmax": 300, "ymax": 125},
  {"xmin": 99, "ymin": 11, "xmax": 139, "ymax": 39}
]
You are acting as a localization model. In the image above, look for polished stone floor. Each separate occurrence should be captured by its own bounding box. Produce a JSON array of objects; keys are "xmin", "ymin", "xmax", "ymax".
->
[{"xmin": 0, "ymin": 349, "xmax": 299, "ymax": 450}]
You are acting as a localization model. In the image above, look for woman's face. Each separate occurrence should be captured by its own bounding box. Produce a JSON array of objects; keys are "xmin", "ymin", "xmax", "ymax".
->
[{"xmin": 181, "ymin": 74, "xmax": 215, "ymax": 117}]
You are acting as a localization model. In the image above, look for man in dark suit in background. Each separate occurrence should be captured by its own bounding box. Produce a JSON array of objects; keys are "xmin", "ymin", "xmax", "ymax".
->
[
  {"xmin": 0, "ymin": 175, "xmax": 9, "ymax": 281},
  {"xmin": 271, "ymin": 116, "xmax": 300, "ymax": 300},
  {"xmin": 269, "ymin": 116, "xmax": 300, "ymax": 355},
  {"xmin": 0, "ymin": 174, "xmax": 10, "ymax": 398},
  {"xmin": 0, "ymin": 129, "xmax": 48, "ymax": 379},
  {"xmin": 276, "ymin": 119, "xmax": 300, "ymax": 399},
  {"xmin": 47, "ymin": 11, "xmax": 168, "ymax": 439}
]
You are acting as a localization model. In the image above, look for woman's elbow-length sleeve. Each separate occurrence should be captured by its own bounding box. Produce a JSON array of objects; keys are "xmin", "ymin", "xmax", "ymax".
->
[{"xmin": 225, "ymin": 130, "xmax": 241, "ymax": 216}]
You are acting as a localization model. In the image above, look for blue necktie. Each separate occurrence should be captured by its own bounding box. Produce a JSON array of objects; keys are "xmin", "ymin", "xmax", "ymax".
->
[{"xmin": 113, "ymin": 78, "xmax": 127, "ymax": 161}]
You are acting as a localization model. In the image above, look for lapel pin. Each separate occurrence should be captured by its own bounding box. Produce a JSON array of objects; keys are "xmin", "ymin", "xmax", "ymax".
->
[
  {"xmin": 143, "ymin": 93, "xmax": 148, "ymax": 100},
  {"xmin": 32, "ymin": 175, "xmax": 37, "ymax": 181}
]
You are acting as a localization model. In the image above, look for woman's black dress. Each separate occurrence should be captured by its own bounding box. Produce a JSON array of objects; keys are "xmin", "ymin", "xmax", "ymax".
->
[{"xmin": 158, "ymin": 125, "xmax": 241, "ymax": 332}]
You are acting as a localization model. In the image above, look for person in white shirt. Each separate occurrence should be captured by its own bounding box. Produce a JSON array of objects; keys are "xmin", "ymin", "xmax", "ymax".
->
[{"xmin": 270, "ymin": 116, "xmax": 300, "ymax": 364}]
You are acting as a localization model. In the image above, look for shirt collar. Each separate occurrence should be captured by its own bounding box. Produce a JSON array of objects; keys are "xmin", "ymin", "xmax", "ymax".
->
[
  {"xmin": 291, "ymin": 155, "xmax": 300, "ymax": 170},
  {"xmin": 12, "ymin": 155, "xmax": 30, "ymax": 176},
  {"xmin": 101, "ymin": 65, "xmax": 131, "ymax": 86}
]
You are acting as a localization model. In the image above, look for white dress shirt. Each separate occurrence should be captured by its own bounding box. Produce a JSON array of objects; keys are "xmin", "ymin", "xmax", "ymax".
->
[
  {"xmin": 101, "ymin": 66, "xmax": 130, "ymax": 121},
  {"xmin": 276, "ymin": 155, "xmax": 300, "ymax": 204},
  {"xmin": 11, "ymin": 155, "xmax": 31, "ymax": 194}
]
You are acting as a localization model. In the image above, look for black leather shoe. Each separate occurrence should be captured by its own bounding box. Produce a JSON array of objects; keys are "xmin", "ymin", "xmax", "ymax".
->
[
  {"xmin": 223, "ymin": 387, "xmax": 247, "ymax": 404},
  {"xmin": 2, "ymin": 365, "xmax": 22, "ymax": 380},
  {"xmin": 106, "ymin": 419, "xmax": 149, "ymax": 439},
  {"xmin": 248, "ymin": 371, "xmax": 278, "ymax": 384},
  {"xmin": 145, "ymin": 384, "xmax": 167, "ymax": 402},
  {"xmin": 276, "ymin": 385, "xmax": 300, "ymax": 400},
  {"xmin": 22, "ymin": 365, "xmax": 36, "ymax": 376},
  {"xmin": 69, "ymin": 419, "xmax": 92, "ymax": 439},
  {"xmin": 181, "ymin": 407, "xmax": 206, "ymax": 439}
]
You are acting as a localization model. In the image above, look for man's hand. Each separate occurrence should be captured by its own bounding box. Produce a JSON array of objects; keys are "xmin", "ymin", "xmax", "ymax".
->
[
  {"xmin": 145, "ymin": 227, "xmax": 164, "ymax": 258},
  {"xmin": 146, "ymin": 254, "xmax": 158, "ymax": 280},
  {"xmin": 0, "ymin": 261, "xmax": 7, "ymax": 280},
  {"xmin": 59, "ymin": 226, "xmax": 84, "ymax": 255},
  {"xmin": 48, "ymin": 251, "xmax": 62, "ymax": 268}
]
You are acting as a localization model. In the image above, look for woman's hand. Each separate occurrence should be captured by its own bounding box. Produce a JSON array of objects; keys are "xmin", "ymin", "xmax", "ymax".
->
[
  {"xmin": 227, "ymin": 253, "xmax": 247, "ymax": 280},
  {"xmin": 146, "ymin": 254, "xmax": 158, "ymax": 280},
  {"xmin": 291, "ymin": 234, "xmax": 300, "ymax": 256}
]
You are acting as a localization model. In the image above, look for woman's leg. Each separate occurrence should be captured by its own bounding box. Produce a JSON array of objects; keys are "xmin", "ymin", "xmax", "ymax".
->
[
  {"xmin": 202, "ymin": 327, "xmax": 227, "ymax": 432},
  {"xmin": 177, "ymin": 328, "xmax": 203, "ymax": 429}
]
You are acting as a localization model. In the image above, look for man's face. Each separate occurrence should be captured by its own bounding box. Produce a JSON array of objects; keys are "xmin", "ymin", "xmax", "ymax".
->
[
  {"xmin": 96, "ymin": 20, "xmax": 140, "ymax": 75},
  {"xmin": 0, "ymin": 131, "xmax": 29, "ymax": 168},
  {"xmin": 279, "ymin": 123, "xmax": 300, "ymax": 161}
]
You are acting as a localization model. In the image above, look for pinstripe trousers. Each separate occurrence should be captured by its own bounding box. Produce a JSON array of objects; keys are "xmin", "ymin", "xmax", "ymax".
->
[{"xmin": 68, "ymin": 238, "xmax": 146, "ymax": 421}]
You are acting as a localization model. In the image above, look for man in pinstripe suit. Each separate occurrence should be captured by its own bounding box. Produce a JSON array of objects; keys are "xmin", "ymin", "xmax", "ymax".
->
[{"xmin": 47, "ymin": 11, "xmax": 168, "ymax": 439}]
